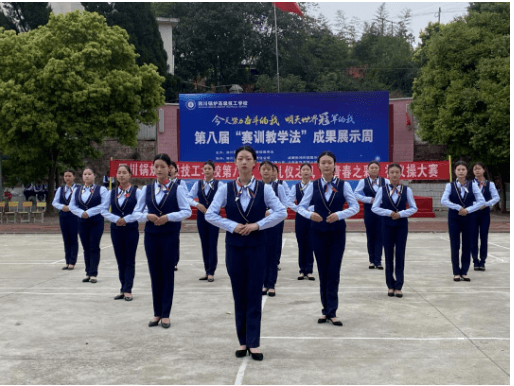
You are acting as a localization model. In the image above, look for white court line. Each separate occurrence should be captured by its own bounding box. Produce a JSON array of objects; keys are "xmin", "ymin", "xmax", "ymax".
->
[
  {"xmin": 488, "ymin": 242, "xmax": 510, "ymax": 250},
  {"xmin": 50, "ymin": 244, "xmax": 113, "ymax": 265},
  {"xmin": 260, "ymin": 336, "xmax": 509, "ymax": 341},
  {"xmin": 234, "ymin": 294, "xmax": 268, "ymax": 385},
  {"xmin": 487, "ymin": 254, "xmax": 506, "ymax": 263}
]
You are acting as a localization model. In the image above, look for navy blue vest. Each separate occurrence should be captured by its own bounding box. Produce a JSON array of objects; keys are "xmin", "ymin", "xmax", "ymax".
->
[
  {"xmin": 362, "ymin": 177, "xmax": 386, "ymax": 213},
  {"xmin": 266, "ymin": 181, "xmax": 280, "ymax": 209},
  {"xmin": 197, "ymin": 179, "xmax": 219, "ymax": 208},
  {"xmin": 225, "ymin": 180, "xmax": 267, "ymax": 247},
  {"xmin": 379, "ymin": 185, "xmax": 409, "ymax": 227},
  {"xmin": 448, "ymin": 181, "xmax": 477, "ymax": 219},
  {"xmin": 145, "ymin": 181, "xmax": 181, "ymax": 234},
  {"xmin": 295, "ymin": 182, "xmax": 311, "ymax": 227},
  {"xmin": 75, "ymin": 185, "xmax": 103, "ymax": 224},
  {"xmin": 476, "ymin": 180, "xmax": 492, "ymax": 214},
  {"xmin": 311, "ymin": 178, "xmax": 346, "ymax": 232},
  {"xmin": 58, "ymin": 185, "xmax": 75, "ymax": 219},
  {"xmin": 111, "ymin": 187, "xmax": 139, "ymax": 229}
]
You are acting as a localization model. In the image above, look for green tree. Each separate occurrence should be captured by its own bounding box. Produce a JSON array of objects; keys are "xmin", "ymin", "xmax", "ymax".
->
[
  {"xmin": 81, "ymin": 2, "xmax": 168, "ymax": 76},
  {"xmin": 0, "ymin": 2, "xmax": 51, "ymax": 33},
  {"xmin": 411, "ymin": 2, "xmax": 509, "ymax": 210},
  {"xmin": 0, "ymin": 11, "xmax": 164, "ymax": 209}
]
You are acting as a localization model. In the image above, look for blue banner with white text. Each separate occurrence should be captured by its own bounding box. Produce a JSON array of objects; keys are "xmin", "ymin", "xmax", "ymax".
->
[{"xmin": 179, "ymin": 91, "xmax": 389, "ymax": 163}]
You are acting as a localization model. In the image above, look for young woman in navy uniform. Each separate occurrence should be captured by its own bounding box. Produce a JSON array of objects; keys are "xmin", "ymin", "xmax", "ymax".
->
[
  {"xmin": 297, "ymin": 151, "xmax": 359, "ymax": 326},
  {"xmin": 271, "ymin": 163, "xmax": 289, "ymax": 271},
  {"xmin": 187, "ymin": 160, "xmax": 224, "ymax": 282},
  {"xmin": 259, "ymin": 161, "xmax": 289, "ymax": 297},
  {"xmin": 52, "ymin": 170, "xmax": 79, "ymax": 271},
  {"xmin": 169, "ymin": 161, "xmax": 188, "ymax": 271},
  {"xmin": 288, "ymin": 163, "xmax": 315, "ymax": 280},
  {"xmin": 133, "ymin": 154, "xmax": 191, "ymax": 328},
  {"xmin": 206, "ymin": 145, "xmax": 286, "ymax": 361},
  {"xmin": 371, "ymin": 163, "xmax": 418, "ymax": 297},
  {"xmin": 441, "ymin": 161, "xmax": 485, "ymax": 282},
  {"xmin": 471, "ymin": 162, "xmax": 500, "ymax": 271},
  {"xmin": 101, "ymin": 164, "xmax": 142, "ymax": 301},
  {"xmin": 69, "ymin": 167, "xmax": 110, "ymax": 283},
  {"xmin": 355, "ymin": 161, "xmax": 390, "ymax": 270}
]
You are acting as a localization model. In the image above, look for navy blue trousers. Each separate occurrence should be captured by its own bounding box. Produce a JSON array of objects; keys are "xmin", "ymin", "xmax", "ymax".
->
[
  {"xmin": 59, "ymin": 212, "xmax": 78, "ymax": 266},
  {"xmin": 226, "ymin": 243, "xmax": 266, "ymax": 348},
  {"xmin": 382, "ymin": 224, "xmax": 408, "ymax": 290},
  {"xmin": 264, "ymin": 223, "xmax": 282, "ymax": 289},
  {"xmin": 145, "ymin": 231, "xmax": 177, "ymax": 318},
  {"xmin": 471, "ymin": 209, "xmax": 490, "ymax": 267},
  {"xmin": 364, "ymin": 209, "xmax": 383, "ymax": 266},
  {"xmin": 311, "ymin": 230, "xmax": 345, "ymax": 318},
  {"xmin": 78, "ymin": 218, "xmax": 104, "ymax": 277},
  {"xmin": 275, "ymin": 221, "xmax": 284, "ymax": 265},
  {"xmin": 295, "ymin": 216, "xmax": 314, "ymax": 274},
  {"xmin": 111, "ymin": 227, "xmax": 139, "ymax": 294},
  {"xmin": 197, "ymin": 213, "xmax": 219, "ymax": 276},
  {"xmin": 448, "ymin": 214, "xmax": 474, "ymax": 276}
]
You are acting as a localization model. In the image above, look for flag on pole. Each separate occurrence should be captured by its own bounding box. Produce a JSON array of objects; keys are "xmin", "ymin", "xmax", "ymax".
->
[{"xmin": 273, "ymin": 2, "xmax": 304, "ymax": 17}]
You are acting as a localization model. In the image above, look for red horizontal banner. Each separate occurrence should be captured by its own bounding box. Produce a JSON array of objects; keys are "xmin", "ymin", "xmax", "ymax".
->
[{"xmin": 110, "ymin": 160, "xmax": 450, "ymax": 181}]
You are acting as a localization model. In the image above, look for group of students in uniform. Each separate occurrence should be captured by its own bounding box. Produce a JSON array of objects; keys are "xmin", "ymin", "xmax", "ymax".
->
[{"xmin": 51, "ymin": 146, "xmax": 499, "ymax": 361}]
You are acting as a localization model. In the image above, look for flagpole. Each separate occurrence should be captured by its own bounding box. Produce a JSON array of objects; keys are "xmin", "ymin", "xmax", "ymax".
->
[{"xmin": 274, "ymin": 5, "xmax": 280, "ymax": 92}]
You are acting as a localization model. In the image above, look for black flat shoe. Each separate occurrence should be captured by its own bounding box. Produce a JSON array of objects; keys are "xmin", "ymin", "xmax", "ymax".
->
[
  {"xmin": 199, "ymin": 276, "xmax": 208, "ymax": 280},
  {"xmin": 388, "ymin": 289, "xmax": 395, "ymax": 297},
  {"xmin": 267, "ymin": 290, "xmax": 276, "ymax": 297},
  {"xmin": 307, "ymin": 275, "xmax": 315, "ymax": 281},
  {"xmin": 369, "ymin": 264, "xmax": 375, "ymax": 269},
  {"xmin": 453, "ymin": 277, "xmax": 461, "ymax": 282},
  {"xmin": 207, "ymin": 277, "xmax": 214, "ymax": 282},
  {"xmin": 174, "ymin": 266, "xmax": 178, "ymax": 271},
  {"xmin": 376, "ymin": 266, "xmax": 384, "ymax": 270},
  {"xmin": 62, "ymin": 266, "xmax": 69, "ymax": 270},
  {"xmin": 161, "ymin": 321, "xmax": 171, "ymax": 329},
  {"xmin": 461, "ymin": 276, "xmax": 471, "ymax": 282},
  {"xmin": 114, "ymin": 294, "xmax": 124, "ymax": 300},
  {"xmin": 395, "ymin": 292, "xmax": 403, "ymax": 298},
  {"xmin": 479, "ymin": 266, "xmax": 486, "ymax": 271},
  {"xmin": 328, "ymin": 318, "xmax": 343, "ymax": 326},
  {"xmin": 474, "ymin": 267, "xmax": 480, "ymax": 271},
  {"xmin": 148, "ymin": 319, "xmax": 160, "ymax": 327},
  {"xmin": 262, "ymin": 289, "xmax": 268, "ymax": 296},
  {"xmin": 82, "ymin": 277, "xmax": 90, "ymax": 282},
  {"xmin": 235, "ymin": 348, "xmax": 248, "ymax": 358},
  {"xmin": 248, "ymin": 349, "xmax": 263, "ymax": 361},
  {"xmin": 318, "ymin": 317, "xmax": 327, "ymax": 324},
  {"xmin": 298, "ymin": 275, "xmax": 305, "ymax": 280},
  {"xmin": 124, "ymin": 296, "xmax": 133, "ymax": 301}
]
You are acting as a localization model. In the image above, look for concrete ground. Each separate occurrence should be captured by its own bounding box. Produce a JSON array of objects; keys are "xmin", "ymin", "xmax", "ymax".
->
[{"xmin": 0, "ymin": 232, "xmax": 510, "ymax": 385}]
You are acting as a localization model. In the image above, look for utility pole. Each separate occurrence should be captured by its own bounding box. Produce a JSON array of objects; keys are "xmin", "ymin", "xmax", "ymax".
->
[{"xmin": 438, "ymin": 7, "xmax": 441, "ymax": 23}]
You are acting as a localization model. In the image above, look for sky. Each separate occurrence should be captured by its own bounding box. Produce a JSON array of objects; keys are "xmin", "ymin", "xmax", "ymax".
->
[{"xmin": 313, "ymin": 1, "xmax": 472, "ymax": 45}]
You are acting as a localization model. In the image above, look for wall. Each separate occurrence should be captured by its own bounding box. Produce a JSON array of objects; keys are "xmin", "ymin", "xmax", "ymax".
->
[
  {"xmin": 390, "ymin": 98, "xmax": 414, "ymax": 162},
  {"xmin": 157, "ymin": 104, "xmax": 180, "ymax": 160}
]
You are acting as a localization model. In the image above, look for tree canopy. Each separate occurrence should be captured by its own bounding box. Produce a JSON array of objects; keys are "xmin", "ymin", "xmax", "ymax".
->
[
  {"xmin": 0, "ymin": 2, "xmax": 51, "ymax": 33},
  {"xmin": 0, "ymin": 10, "xmax": 164, "ymax": 207}
]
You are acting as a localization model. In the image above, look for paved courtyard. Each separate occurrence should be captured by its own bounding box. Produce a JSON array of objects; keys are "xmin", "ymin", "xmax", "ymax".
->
[{"xmin": 0, "ymin": 232, "xmax": 510, "ymax": 384}]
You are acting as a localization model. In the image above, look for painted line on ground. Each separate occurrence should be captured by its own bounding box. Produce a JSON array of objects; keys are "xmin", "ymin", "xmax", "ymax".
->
[
  {"xmin": 234, "ymin": 293, "xmax": 268, "ymax": 385},
  {"xmin": 488, "ymin": 242, "xmax": 510, "ymax": 250},
  {"xmin": 260, "ymin": 337, "xmax": 510, "ymax": 341}
]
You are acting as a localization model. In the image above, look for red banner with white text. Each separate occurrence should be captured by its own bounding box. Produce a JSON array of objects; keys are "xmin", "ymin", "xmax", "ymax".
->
[{"xmin": 110, "ymin": 160, "xmax": 450, "ymax": 181}]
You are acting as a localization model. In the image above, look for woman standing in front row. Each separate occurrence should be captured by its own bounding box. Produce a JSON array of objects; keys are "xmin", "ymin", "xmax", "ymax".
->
[
  {"xmin": 101, "ymin": 164, "xmax": 141, "ymax": 301},
  {"xmin": 297, "ymin": 151, "xmax": 359, "ymax": 326},
  {"xmin": 206, "ymin": 145, "xmax": 286, "ymax": 361},
  {"xmin": 371, "ymin": 163, "xmax": 417, "ymax": 298},
  {"xmin": 187, "ymin": 160, "xmax": 224, "ymax": 282},
  {"xmin": 354, "ymin": 161, "xmax": 389, "ymax": 270},
  {"xmin": 441, "ymin": 161, "xmax": 485, "ymax": 282},
  {"xmin": 471, "ymin": 162, "xmax": 500, "ymax": 271},
  {"xmin": 133, "ymin": 154, "xmax": 192, "ymax": 328},
  {"xmin": 288, "ymin": 163, "xmax": 315, "ymax": 280},
  {"xmin": 52, "ymin": 170, "xmax": 79, "ymax": 271},
  {"xmin": 69, "ymin": 167, "xmax": 110, "ymax": 283}
]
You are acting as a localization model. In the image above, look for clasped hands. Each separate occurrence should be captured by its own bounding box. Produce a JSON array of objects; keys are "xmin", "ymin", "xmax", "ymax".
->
[
  {"xmin": 390, "ymin": 212, "xmax": 401, "ymax": 220},
  {"xmin": 310, "ymin": 212, "xmax": 339, "ymax": 223},
  {"xmin": 147, "ymin": 214, "xmax": 169, "ymax": 226},
  {"xmin": 458, "ymin": 207, "xmax": 469, "ymax": 216},
  {"xmin": 234, "ymin": 223, "xmax": 259, "ymax": 236}
]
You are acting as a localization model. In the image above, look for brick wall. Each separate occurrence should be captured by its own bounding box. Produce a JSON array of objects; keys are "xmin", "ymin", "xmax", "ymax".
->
[{"xmin": 403, "ymin": 181, "xmax": 447, "ymax": 210}]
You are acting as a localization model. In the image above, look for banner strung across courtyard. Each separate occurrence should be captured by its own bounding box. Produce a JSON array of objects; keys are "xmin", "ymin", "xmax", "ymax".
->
[
  {"xmin": 178, "ymin": 92, "xmax": 390, "ymax": 163},
  {"xmin": 109, "ymin": 160, "xmax": 450, "ymax": 181}
]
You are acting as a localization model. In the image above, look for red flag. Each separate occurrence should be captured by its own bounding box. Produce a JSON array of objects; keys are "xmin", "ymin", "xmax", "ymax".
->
[{"xmin": 273, "ymin": 2, "xmax": 304, "ymax": 17}]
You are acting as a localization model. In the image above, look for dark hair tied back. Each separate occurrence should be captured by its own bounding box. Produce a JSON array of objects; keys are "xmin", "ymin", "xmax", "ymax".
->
[
  {"xmin": 388, "ymin": 163, "xmax": 402, "ymax": 172},
  {"xmin": 453, "ymin": 160, "xmax": 468, "ymax": 171},
  {"xmin": 63, "ymin": 169, "xmax": 75, "ymax": 176},
  {"xmin": 368, "ymin": 161, "xmax": 380, "ymax": 168},
  {"xmin": 154, "ymin": 153, "xmax": 172, "ymax": 166},
  {"xmin": 204, "ymin": 160, "xmax": 215, "ymax": 170},
  {"xmin": 234, "ymin": 145, "xmax": 257, "ymax": 160},
  {"xmin": 259, "ymin": 160, "xmax": 274, "ymax": 170},
  {"xmin": 300, "ymin": 162, "xmax": 312, "ymax": 171},
  {"xmin": 317, "ymin": 151, "xmax": 336, "ymax": 164},
  {"xmin": 83, "ymin": 166, "xmax": 96, "ymax": 175}
]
